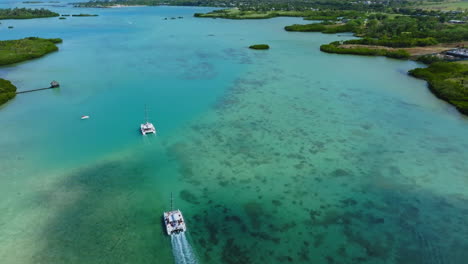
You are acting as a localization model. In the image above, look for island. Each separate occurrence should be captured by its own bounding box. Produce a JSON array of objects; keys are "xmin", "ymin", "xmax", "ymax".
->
[
  {"xmin": 0, "ymin": 8, "xmax": 59, "ymax": 19},
  {"xmin": 0, "ymin": 37, "xmax": 62, "ymax": 66},
  {"xmin": 71, "ymin": 14, "xmax": 99, "ymax": 17},
  {"xmin": 249, "ymin": 44, "xmax": 269, "ymax": 50},
  {"xmin": 0, "ymin": 37, "xmax": 62, "ymax": 106}
]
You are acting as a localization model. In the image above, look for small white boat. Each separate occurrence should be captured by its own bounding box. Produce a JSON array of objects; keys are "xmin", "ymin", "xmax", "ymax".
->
[
  {"xmin": 81, "ymin": 115, "xmax": 89, "ymax": 120},
  {"xmin": 163, "ymin": 193, "xmax": 187, "ymax": 235},
  {"xmin": 140, "ymin": 105, "xmax": 156, "ymax": 135}
]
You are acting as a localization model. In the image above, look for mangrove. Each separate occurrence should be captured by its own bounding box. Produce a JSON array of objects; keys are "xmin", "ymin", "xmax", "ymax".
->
[
  {"xmin": 320, "ymin": 42, "xmax": 410, "ymax": 59},
  {"xmin": 249, "ymin": 44, "xmax": 270, "ymax": 50},
  {"xmin": 409, "ymin": 62, "xmax": 468, "ymax": 115},
  {"xmin": 285, "ymin": 23, "xmax": 353, "ymax": 34},
  {"xmin": 0, "ymin": 37, "xmax": 62, "ymax": 66},
  {"xmin": 0, "ymin": 8, "xmax": 59, "ymax": 20},
  {"xmin": 0, "ymin": 79, "xmax": 17, "ymax": 106}
]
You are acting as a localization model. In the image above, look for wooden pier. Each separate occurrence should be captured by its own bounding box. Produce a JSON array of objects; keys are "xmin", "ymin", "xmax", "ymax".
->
[
  {"xmin": 16, "ymin": 87, "xmax": 58, "ymax": 94},
  {"xmin": 16, "ymin": 81, "xmax": 60, "ymax": 94}
]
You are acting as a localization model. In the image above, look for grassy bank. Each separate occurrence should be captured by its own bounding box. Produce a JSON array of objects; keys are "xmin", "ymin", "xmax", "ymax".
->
[
  {"xmin": 0, "ymin": 37, "xmax": 62, "ymax": 106},
  {"xmin": 409, "ymin": 62, "xmax": 468, "ymax": 114},
  {"xmin": 0, "ymin": 8, "xmax": 59, "ymax": 19}
]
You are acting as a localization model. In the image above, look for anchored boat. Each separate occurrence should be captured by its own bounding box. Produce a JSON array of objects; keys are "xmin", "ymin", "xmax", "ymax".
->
[
  {"xmin": 163, "ymin": 193, "xmax": 187, "ymax": 235},
  {"xmin": 141, "ymin": 105, "xmax": 156, "ymax": 135},
  {"xmin": 141, "ymin": 122, "xmax": 156, "ymax": 135}
]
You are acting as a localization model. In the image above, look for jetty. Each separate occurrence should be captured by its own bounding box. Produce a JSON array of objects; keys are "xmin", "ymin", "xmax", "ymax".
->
[{"xmin": 16, "ymin": 81, "xmax": 60, "ymax": 94}]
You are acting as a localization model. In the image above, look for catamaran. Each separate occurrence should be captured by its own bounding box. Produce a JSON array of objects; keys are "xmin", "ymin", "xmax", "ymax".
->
[
  {"xmin": 163, "ymin": 193, "xmax": 187, "ymax": 235},
  {"xmin": 140, "ymin": 105, "xmax": 156, "ymax": 135}
]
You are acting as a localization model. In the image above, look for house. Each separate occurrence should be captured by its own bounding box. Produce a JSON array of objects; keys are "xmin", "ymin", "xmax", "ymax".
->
[{"xmin": 446, "ymin": 48, "xmax": 468, "ymax": 58}]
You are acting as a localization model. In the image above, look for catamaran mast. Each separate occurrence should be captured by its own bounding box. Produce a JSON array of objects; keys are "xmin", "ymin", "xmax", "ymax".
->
[{"xmin": 144, "ymin": 105, "xmax": 148, "ymax": 123}]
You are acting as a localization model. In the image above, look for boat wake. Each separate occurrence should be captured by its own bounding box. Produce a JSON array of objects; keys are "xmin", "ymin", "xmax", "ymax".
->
[{"xmin": 171, "ymin": 233, "xmax": 198, "ymax": 264}]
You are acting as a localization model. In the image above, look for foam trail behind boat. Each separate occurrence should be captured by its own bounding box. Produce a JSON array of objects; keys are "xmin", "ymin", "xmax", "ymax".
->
[{"xmin": 171, "ymin": 233, "xmax": 198, "ymax": 264}]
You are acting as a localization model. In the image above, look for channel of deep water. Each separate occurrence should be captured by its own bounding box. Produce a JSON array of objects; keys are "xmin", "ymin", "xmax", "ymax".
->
[{"xmin": 0, "ymin": 4, "xmax": 467, "ymax": 264}]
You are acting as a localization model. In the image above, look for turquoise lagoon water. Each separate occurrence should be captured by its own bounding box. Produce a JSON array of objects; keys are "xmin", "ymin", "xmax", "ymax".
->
[{"xmin": 1, "ymin": 4, "xmax": 468, "ymax": 264}]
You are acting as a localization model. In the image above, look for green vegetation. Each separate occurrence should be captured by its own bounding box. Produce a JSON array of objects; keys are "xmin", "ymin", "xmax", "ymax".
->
[
  {"xmin": 409, "ymin": 62, "xmax": 468, "ymax": 114},
  {"xmin": 320, "ymin": 42, "xmax": 410, "ymax": 59},
  {"xmin": 285, "ymin": 23, "xmax": 327, "ymax": 32},
  {"xmin": 304, "ymin": 10, "xmax": 366, "ymax": 20},
  {"xmin": 72, "ymin": 14, "xmax": 98, "ymax": 17},
  {"xmin": 285, "ymin": 23, "xmax": 353, "ymax": 34},
  {"xmin": 194, "ymin": 8, "xmax": 372, "ymax": 20},
  {"xmin": 0, "ymin": 37, "xmax": 61, "ymax": 106},
  {"xmin": 343, "ymin": 37, "xmax": 439, "ymax": 48},
  {"xmin": 0, "ymin": 79, "xmax": 16, "ymax": 106},
  {"xmin": 416, "ymin": 54, "xmax": 446, "ymax": 64},
  {"xmin": 358, "ymin": 16, "xmax": 468, "ymax": 44},
  {"xmin": 419, "ymin": 0, "xmax": 468, "ymax": 11},
  {"xmin": 286, "ymin": 13, "xmax": 468, "ymax": 47},
  {"xmin": 249, "ymin": 44, "xmax": 269, "ymax": 50},
  {"xmin": 194, "ymin": 9, "xmax": 310, "ymax": 19},
  {"xmin": 0, "ymin": 37, "xmax": 62, "ymax": 66},
  {"xmin": 59, "ymin": 17, "xmax": 66, "ymax": 20},
  {"xmin": 74, "ymin": 0, "xmax": 413, "ymax": 11},
  {"xmin": 0, "ymin": 8, "xmax": 59, "ymax": 20}
]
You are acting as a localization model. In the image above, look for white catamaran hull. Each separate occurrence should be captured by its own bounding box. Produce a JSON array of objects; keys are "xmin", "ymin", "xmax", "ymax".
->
[
  {"xmin": 141, "ymin": 122, "xmax": 156, "ymax": 135},
  {"xmin": 163, "ymin": 210, "xmax": 187, "ymax": 235}
]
